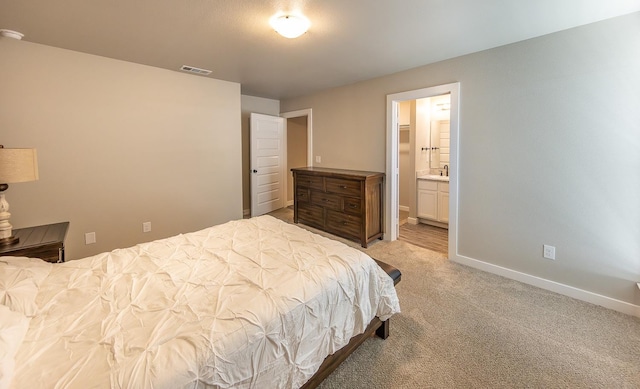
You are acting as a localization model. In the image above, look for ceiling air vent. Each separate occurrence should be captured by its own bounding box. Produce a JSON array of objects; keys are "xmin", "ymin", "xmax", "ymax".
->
[{"xmin": 180, "ymin": 65, "xmax": 212, "ymax": 76}]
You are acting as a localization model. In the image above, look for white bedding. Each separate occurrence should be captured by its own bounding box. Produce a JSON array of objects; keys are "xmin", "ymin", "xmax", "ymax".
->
[{"xmin": 3, "ymin": 215, "xmax": 400, "ymax": 389}]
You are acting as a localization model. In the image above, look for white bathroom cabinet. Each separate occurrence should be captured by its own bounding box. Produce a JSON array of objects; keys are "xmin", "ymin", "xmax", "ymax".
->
[{"xmin": 417, "ymin": 178, "xmax": 449, "ymax": 226}]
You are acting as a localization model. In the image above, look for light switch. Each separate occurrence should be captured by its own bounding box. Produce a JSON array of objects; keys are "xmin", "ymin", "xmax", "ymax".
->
[{"xmin": 85, "ymin": 232, "xmax": 96, "ymax": 245}]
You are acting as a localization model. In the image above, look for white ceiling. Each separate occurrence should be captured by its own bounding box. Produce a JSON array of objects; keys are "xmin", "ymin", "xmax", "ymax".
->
[{"xmin": 1, "ymin": 0, "xmax": 639, "ymax": 100}]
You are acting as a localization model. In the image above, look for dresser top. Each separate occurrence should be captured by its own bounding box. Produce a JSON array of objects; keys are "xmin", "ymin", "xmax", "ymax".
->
[{"xmin": 291, "ymin": 166, "xmax": 384, "ymax": 179}]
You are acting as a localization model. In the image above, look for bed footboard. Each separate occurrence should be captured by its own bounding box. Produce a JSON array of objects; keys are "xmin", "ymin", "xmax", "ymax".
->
[{"xmin": 302, "ymin": 258, "xmax": 401, "ymax": 388}]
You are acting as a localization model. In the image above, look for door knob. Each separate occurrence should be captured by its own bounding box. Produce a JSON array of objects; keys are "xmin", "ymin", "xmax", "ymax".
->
[{"xmin": 252, "ymin": 169, "xmax": 258, "ymax": 173}]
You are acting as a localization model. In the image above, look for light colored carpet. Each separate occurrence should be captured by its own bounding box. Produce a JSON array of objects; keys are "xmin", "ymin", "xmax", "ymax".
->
[{"xmin": 268, "ymin": 207, "xmax": 640, "ymax": 388}]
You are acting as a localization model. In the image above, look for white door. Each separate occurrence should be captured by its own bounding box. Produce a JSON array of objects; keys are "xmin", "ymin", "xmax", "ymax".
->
[{"xmin": 250, "ymin": 113, "xmax": 285, "ymax": 217}]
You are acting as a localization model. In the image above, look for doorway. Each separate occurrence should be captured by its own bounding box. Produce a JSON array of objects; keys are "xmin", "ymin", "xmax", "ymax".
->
[
  {"xmin": 285, "ymin": 116, "xmax": 308, "ymax": 206},
  {"xmin": 397, "ymin": 96, "xmax": 451, "ymax": 254},
  {"xmin": 281, "ymin": 109, "xmax": 313, "ymax": 207},
  {"xmin": 386, "ymin": 83, "xmax": 460, "ymax": 259},
  {"xmin": 249, "ymin": 109, "xmax": 312, "ymax": 217}
]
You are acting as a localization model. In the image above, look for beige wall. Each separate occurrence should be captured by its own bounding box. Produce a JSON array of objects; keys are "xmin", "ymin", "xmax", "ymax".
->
[
  {"xmin": 240, "ymin": 95, "xmax": 280, "ymax": 215},
  {"xmin": 1, "ymin": 38, "xmax": 242, "ymax": 259},
  {"xmin": 287, "ymin": 116, "xmax": 308, "ymax": 203},
  {"xmin": 282, "ymin": 13, "xmax": 640, "ymax": 306},
  {"xmin": 398, "ymin": 101, "xmax": 410, "ymax": 210}
]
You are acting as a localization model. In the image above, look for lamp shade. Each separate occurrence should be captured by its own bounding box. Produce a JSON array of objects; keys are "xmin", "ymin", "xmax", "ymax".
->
[{"xmin": 0, "ymin": 148, "xmax": 39, "ymax": 184}]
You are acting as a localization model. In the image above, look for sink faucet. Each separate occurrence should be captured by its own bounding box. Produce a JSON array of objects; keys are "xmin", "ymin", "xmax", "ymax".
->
[{"xmin": 444, "ymin": 165, "xmax": 449, "ymax": 177}]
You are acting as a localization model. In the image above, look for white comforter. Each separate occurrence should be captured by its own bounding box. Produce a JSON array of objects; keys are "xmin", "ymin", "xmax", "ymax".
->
[{"xmin": 5, "ymin": 215, "xmax": 400, "ymax": 389}]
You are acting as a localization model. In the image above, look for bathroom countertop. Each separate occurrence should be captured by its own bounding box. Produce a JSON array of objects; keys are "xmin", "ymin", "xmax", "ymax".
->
[{"xmin": 417, "ymin": 174, "xmax": 450, "ymax": 182}]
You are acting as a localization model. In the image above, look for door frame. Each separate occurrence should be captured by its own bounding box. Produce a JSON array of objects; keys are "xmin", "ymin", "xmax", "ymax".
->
[
  {"xmin": 281, "ymin": 109, "xmax": 313, "ymax": 206},
  {"xmin": 386, "ymin": 83, "xmax": 460, "ymax": 260}
]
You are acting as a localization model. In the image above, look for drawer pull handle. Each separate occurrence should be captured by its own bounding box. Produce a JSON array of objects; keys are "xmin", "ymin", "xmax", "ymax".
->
[
  {"xmin": 342, "ymin": 221, "xmax": 348, "ymax": 225},
  {"xmin": 348, "ymin": 204, "xmax": 357, "ymax": 208},
  {"xmin": 340, "ymin": 185, "xmax": 347, "ymax": 189},
  {"xmin": 322, "ymin": 198, "xmax": 328, "ymax": 202}
]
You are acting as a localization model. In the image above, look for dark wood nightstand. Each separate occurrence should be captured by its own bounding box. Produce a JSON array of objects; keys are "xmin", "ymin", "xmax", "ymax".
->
[{"xmin": 0, "ymin": 222, "xmax": 69, "ymax": 263}]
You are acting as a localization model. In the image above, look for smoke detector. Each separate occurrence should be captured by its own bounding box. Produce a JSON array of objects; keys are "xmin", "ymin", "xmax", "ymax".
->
[{"xmin": 0, "ymin": 29, "xmax": 24, "ymax": 40}]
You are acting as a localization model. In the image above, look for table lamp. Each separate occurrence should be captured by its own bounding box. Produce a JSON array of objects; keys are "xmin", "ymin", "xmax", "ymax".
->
[{"xmin": 0, "ymin": 145, "xmax": 39, "ymax": 246}]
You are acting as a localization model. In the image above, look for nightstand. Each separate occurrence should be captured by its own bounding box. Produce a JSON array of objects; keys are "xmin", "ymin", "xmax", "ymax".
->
[{"xmin": 0, "ymin": 222, "xmax": 69, "ymax": 263}]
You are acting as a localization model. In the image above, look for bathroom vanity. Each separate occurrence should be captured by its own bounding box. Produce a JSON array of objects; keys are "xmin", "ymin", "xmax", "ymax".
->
[{"xmin": 417, "ymin": 175, "xmax": 449, "ymax": 228}]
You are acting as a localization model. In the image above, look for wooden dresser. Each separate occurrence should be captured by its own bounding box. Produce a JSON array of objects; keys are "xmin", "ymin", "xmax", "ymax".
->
[{"xmin": 292, "ymin": 167, "xmax": 384, "ymax": 248}]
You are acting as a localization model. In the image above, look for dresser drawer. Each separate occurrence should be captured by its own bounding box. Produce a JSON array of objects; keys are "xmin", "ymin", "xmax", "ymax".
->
[
  {"xmin": 297, "ymin": 204, "xmax": 324, "ymax": 227},
  {"xmin": 6, "ymin": 244, "xmax": 62, "ymax": 263},
  {"xmin": 296, "ymin": 188, "xmax": 310, "ymax": 203},
  {"xmin": 343, "ymin": 197, "xmax": 362, "ymax": 215},
  {"xmin": 326, "ymin": 178, "xmax": 361, "ymax": 197},
  {"xmin": 311, "ymin": 191, "xmax": 341, "ymax": 210},
  {"xmin": 418, "ymin": 179, "xmax": 438, "ymax": 191},
  {"xmin": 326, "ymin": 210, "xmax": 361, "ymax": 238},
  {"xmin": 296, "ymin": 174, "xmax": 324, "ymax": 190}
]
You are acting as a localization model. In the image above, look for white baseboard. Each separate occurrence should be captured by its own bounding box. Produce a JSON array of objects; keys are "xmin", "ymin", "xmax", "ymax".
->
[
  {"xmin": 399, "ymin": 205, "xmax": 410, "ymax": 212},
  {"xmin": 451, "ymin": 253, "xmax": 640, "ymax": 318},
  {"xmin": 286, "ymin": 200, "xmax": 294, "ymax": 207},
  {"xmin": 407, "ymin": 217, "xmax": 418, "ymax": 225}
]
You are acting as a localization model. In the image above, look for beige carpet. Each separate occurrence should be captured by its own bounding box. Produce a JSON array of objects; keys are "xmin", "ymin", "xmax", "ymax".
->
[{"xmin": 268, "ymin": 208, "xmax": 640, "ymax": 388}]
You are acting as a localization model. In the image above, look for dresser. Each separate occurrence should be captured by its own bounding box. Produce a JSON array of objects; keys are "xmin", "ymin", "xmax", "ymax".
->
[
  {"xmin": 292, "ymin": 167, "xmax": 384, "ymax": 248},
  {"xmin": 0, "ymin": 222, "xmax": 69, "ymax": 263}
]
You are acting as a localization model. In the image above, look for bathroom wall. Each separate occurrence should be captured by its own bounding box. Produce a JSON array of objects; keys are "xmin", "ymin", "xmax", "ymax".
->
[
  {"xmin": 415, "ymin": 98, "xmax": 431, "ymax": 175},
  {"xmin": 398, "ymin": 101, "xmax": 411, "ymax": 210}
]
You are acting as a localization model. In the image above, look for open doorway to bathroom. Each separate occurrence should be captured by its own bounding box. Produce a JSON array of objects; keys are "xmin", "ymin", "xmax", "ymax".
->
[
  {"xmin": 386, "ymin": 82, "xmax": 459, "ymax": 259},
  {"xmin": 397, "ymin": 95, "xmax": 450, "ymax": 254}
]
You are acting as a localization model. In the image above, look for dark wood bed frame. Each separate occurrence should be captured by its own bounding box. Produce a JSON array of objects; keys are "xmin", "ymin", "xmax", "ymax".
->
[{"xmin": 301, "ymin": 259, "xmax": 401, "ymax": 388}]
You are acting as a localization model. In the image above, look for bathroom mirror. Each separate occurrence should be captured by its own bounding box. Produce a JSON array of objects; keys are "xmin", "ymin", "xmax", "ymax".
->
[{"xmin": 429, "ymin": 119, "xmax": 450, "ymax": 169}]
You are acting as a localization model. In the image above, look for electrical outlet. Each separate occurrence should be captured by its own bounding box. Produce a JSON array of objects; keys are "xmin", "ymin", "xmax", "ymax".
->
[
  {"xmin": 85, "ymin": 232, "xmax": 96, "ymax": 245},
  {"xmin": 315, "ymin": 155, "xmax": 321, "ymax": 163},
  {"xmin": 143, "ymin": 222, "xmax": 151, "ymax": 233},
  {"xmin": 543, "ymin": 244, "xmax": 556, "ymax": 260}
]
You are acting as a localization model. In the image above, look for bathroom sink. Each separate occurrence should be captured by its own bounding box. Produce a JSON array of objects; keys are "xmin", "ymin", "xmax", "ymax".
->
[{"xmin": 418, "ymin": 174, "xmax": 449, "ymax": 181}]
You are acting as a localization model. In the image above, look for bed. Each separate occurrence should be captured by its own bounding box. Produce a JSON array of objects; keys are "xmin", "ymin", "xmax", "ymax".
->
[{"xmin": 0, "ymin": 215, "xmax": 400, "ymax": 388}]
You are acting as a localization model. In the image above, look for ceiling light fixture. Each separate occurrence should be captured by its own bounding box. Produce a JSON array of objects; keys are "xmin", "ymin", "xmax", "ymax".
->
[
  {"xmin": 0, "ymin": 29, "xmax": 24, "ymax": 40},
  {"xmin": 269, "ymin": 14, "xmax": 310, "ymax": 39}
]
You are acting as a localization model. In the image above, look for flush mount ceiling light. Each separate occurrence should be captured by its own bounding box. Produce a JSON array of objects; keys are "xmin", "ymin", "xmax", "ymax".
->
[
  {"xmin": 269, "ymin": 14, "xmax": 310, "ymax": 39},
  {"xmin": 0, "ymin": 29, "xmax": 24, "ymax": 40}
]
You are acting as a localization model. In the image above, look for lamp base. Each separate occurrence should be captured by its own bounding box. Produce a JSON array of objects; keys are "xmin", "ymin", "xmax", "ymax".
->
[{"xmin": 0, "ymin": 235, "xmax": 19, "ymax": 246}]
